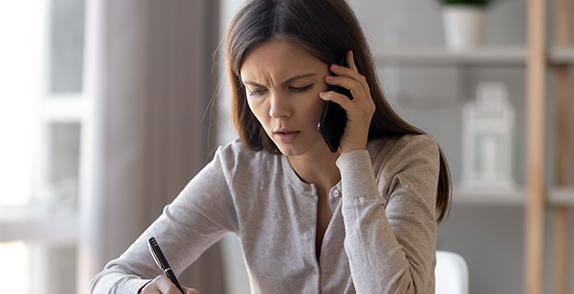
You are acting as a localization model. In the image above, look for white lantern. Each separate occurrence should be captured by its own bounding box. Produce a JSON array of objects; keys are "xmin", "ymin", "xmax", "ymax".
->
[{"xmin": 460, "ymin": 82, "xmax": 517, "ymax": 193}]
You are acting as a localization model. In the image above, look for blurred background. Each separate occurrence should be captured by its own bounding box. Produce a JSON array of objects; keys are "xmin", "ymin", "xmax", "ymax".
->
[{"xmin": 0, "ymin": 0, "xmax": 573, "ymax": 293}]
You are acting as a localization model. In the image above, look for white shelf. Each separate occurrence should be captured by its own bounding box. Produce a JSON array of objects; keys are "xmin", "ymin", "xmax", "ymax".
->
[
  {"xmin": 453, "ymin": 185, "xmax": 574, "ymax": 207},
  {"xmin": 373, "ymin": 46, "xmax": 574, "ymax": 66},
  {"xmin": 374, "ymin": 46, "xmax": 527, "ymax": 66},
  {"xmin": 549, "ymin": 186, "xmax": 574, "ymax": 207},
  {"xmin": 549, "ymin": 47, "xmax": 574, "ymax": 64},
  {"xmin": 453, "ymin": 186, "xmax": 526, "ymax": 206}
]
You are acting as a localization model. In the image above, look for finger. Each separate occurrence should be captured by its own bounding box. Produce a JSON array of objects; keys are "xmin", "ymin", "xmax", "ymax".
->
[
  {"xmin": 330, "ymin": 62, "xmax": 362, "ymax": 80},
  {"xmin": 182, "ymin": 286, "xmax": 200, "ymax": 294},
  {"xmin": 320, "ymin": 90, "xmax": 374, "ymax": 123},
  {"xmin": 329, "ymin": 60, "xmax": 370, "ymax": 96},
  {"xmin": 155, "ymin": 276, "xmax": 186, "ymax": 294},
  {"xmin": 346, "ymin": 50, "xmax": 358, "ymax": 72},
  {"xmin": 319, "ymin": 91, "xmax": 355, "ymax": 110},
  {"xmin": 324, "ymin": 75, "xmax": 366, "ymax": 101}
]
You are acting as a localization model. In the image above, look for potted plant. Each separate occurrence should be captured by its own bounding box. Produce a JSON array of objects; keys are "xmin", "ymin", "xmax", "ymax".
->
[{"xmin": 437, "ymin": 0, "xmax": 494, "ymax": 50}]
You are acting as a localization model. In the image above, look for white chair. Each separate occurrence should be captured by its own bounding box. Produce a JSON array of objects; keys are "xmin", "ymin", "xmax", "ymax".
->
[{"xmin": 435, "ymin": 251, "xmax": 469, "ymax": 294}]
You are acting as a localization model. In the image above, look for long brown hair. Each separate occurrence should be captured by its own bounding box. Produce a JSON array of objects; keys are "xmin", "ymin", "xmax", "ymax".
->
[{"xmin": 224, "ymin": 0, "xmax": 451, "ymax": 223}]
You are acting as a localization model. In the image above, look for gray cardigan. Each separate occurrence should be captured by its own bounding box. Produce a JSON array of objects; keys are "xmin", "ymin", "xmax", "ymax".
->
[{"xmin": 89, "ymin": 134, "xmax": 440, "ymax": 294}]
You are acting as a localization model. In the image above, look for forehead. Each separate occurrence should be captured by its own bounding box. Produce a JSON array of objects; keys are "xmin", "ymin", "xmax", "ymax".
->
[{"xmin": 240, "ymin": 39, "xmax": 327, "ymax": 82}]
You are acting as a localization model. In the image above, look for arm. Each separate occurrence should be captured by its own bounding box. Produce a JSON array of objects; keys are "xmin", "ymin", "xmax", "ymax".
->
[
  {"xmin": 89, "ymin": 146, "xmax": 238, "ymax": 294},
  {"xmin": 337, "ymin": 135, "xmax": 439, "ymax": 294}
]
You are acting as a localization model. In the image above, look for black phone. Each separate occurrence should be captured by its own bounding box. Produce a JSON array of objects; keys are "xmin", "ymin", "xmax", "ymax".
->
[{"xmin": 318, "ymin": 56, "xmax": 353, "ymax": 153}]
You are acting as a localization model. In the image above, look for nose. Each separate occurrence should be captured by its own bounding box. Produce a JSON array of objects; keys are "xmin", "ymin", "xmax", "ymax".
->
[{"xmin": 268, "ymin": 93, "xmax": 291, "ymax": 119}]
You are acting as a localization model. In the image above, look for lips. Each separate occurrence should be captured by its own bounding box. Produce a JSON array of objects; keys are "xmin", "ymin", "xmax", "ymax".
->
[
  {"xmin": 274, "ymin": 129, "xmax": 300, "ymax": 143},
  {"xmin": 276, "ymin": 130, "xmax": 298, "ymax": 135}
]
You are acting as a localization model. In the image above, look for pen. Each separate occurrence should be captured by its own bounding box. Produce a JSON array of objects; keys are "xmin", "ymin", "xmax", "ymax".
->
[{"xmin": 148, "ymin": 237, "xmax": 184, "ymax": 294}]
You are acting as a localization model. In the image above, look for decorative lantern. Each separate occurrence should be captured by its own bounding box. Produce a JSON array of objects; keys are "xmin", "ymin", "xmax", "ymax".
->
[{"xmin": 460, "ymin": 82, "xmax": 517, "ymax": 192}]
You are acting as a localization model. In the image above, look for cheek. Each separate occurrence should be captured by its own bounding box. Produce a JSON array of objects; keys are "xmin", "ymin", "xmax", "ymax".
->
[
  {"xmin": 246, "ymin": 98, "xmax": 269, "ymax": 126},
  {"xmin": 303, "ymin": 93, "xmax": 325, "ymax": 119}
]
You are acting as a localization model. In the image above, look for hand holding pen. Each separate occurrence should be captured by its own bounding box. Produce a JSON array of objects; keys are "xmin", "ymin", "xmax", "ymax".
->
[{"xmin": 143, "ymin": 237, "xmax": 200, "ymax": 294}]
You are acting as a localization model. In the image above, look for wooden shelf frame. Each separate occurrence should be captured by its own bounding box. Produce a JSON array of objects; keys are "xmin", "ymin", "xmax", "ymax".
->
[
  {"xmin": 524, "ymin": 2, "xmax": 547, "ymax": 294},
  {"xmin": 551, "ymin": 0, "xmax": 572, "ymax": 294}
]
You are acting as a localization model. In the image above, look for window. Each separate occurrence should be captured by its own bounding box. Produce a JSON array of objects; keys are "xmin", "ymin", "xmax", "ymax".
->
[{"xmin": 0, "ymin": 0, "xmax": 85, "ymax": 293}]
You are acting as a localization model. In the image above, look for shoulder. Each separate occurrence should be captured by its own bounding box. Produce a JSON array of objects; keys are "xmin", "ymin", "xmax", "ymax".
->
[
  {"xmin": 216, "ymin": 139, "xmax": 256, "ymax": 160},
  {"xmin": 367, "ymin": 134, "xmax": 440, "ymax": 175},
  {"xmin": 367, "ymin": 134, "xmax": 441, "ymax": 201},
  {"xmin": 367, "ymin": 134, "xmax": 437, "ymax": 154},
  {"xmin": 368, "ymin": 134, "xmax": 438, "ymax": 158},
  {"xmin": 214, "ymin": 139, "xmax": 279, "ymax": 174}
]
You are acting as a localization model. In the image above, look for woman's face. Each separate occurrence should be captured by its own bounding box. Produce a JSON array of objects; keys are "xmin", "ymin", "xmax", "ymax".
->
[{"xmin": 240, "ymin": 39, "xmax": 331, "ymax": 157}]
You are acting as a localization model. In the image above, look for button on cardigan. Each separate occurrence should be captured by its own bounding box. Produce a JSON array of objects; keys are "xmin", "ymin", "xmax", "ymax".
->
[{"xmin": 89, "ymin": 134, "xmax": 440, "ymax": 294}]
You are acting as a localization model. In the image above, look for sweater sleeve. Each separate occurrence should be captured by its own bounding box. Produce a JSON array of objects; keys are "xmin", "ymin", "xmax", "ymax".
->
[
  {"xmin": 336, "ymin": 135, "xmax": 440, "ymax": 294},
  {"xmin": 89, "ymin": 145, "xmax": 238, "ymax": 294}
]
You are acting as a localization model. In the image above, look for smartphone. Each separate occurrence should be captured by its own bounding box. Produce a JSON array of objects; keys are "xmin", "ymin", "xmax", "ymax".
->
[{"xmin": 318, "ymin": 56, "xmax": 353, "ymax": 153}]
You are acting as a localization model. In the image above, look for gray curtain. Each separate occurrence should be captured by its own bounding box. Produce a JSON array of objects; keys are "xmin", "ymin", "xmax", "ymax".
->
[{"xmin": 78, "ymin": 0, "xmax": 225, "ymax": 292}]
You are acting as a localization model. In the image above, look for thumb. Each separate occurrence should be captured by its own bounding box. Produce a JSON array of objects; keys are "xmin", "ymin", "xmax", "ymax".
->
[{"xmin": 182, "ymin": 286, "xmax": 200, "ymax": 294}]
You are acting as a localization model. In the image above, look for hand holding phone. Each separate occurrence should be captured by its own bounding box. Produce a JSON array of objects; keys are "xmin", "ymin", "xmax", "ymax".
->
[{"xmin": 317, "ymin": 56, "xmax": 354, "ymax": 153}]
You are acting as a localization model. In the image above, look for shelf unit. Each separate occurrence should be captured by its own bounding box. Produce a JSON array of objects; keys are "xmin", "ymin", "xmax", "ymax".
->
[
  {"xmin": 374, "ymin": 47, "xmax": 528, "ymax": 66},
  {"xmin": 374, "ymin": 1, "xmax": 572, "ymax": 293},
  {"xmin": 452, "ymin": 186, "xmax": 574, "ymax": 207},
  {"xmin": 375, "ymin": 45, "xmax": 574, "ymax": 66}
]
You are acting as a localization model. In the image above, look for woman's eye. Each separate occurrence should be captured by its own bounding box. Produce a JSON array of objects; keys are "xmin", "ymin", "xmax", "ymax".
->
[
  {"xmin": 290, "ymin": 84, "xmax": 313, "ymax": 93},
  {"xmin": 249, "ymin": 89, "xmax": 265, "ymax": 96}
]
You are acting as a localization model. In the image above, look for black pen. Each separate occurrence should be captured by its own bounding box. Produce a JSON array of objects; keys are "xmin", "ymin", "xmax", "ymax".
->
[{"xmin": 148, "ymin": 237, "xmax": 184, "ymax": 293}]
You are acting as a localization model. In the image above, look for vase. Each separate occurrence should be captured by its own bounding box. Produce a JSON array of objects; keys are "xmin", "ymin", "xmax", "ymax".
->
[{"xmin": 442, "ymin": 5, "xmax": 486, "ymax": 50}]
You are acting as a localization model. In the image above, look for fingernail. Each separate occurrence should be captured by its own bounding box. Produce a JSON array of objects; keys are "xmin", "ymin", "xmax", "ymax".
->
[
  {"xmin": 325, "ymin": 75, "xmax": 334, "ymax": 80},
  {"xmin": 331, "ymin": 64, "xmax": 339, "ymax": 69},
  {"xmin": 319, "ymin": 92, "xmax": 327, "ymax": 96}
]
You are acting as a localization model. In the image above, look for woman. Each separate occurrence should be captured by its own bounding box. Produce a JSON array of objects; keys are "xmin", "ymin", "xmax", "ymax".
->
[{"xmin": 90, "ymin": 0, "xmax": 451, "ymax": 293}]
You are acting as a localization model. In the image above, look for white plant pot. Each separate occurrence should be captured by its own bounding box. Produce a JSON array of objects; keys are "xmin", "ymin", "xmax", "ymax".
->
[{"xmin": 442, "ymin": 5, "xmax": 486, "ymax": 50}]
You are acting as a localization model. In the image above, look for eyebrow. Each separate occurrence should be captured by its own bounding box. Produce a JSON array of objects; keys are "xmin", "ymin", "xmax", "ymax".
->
[{"xmin": 242, "ymin": 73, "xmax": 317, "ymax": 87}]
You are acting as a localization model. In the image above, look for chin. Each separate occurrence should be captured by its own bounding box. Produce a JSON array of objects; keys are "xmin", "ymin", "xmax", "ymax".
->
[
  {"xmin": 274, "ymin": 139, "xmax": 326, "ymax": 158},
  {"xmin": 276, "ymin": 145, "xmax": 305, "ymax": 157}
]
